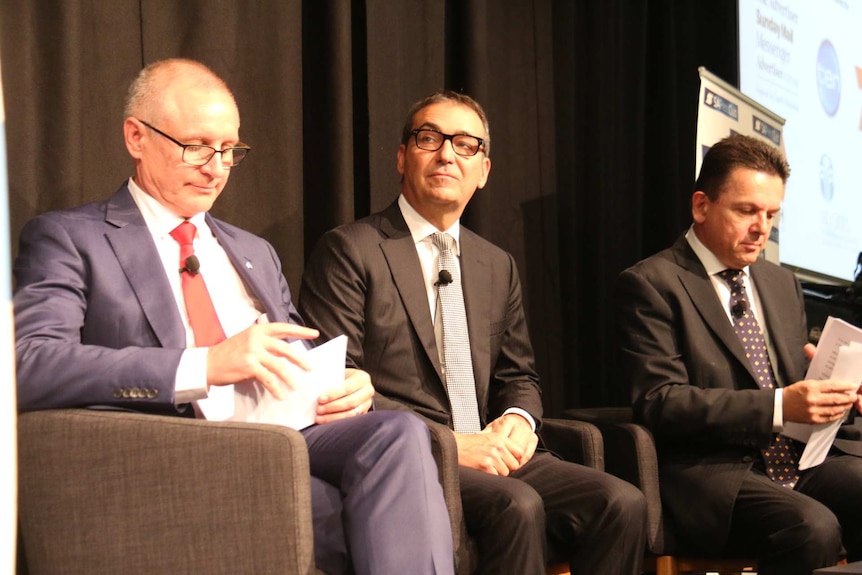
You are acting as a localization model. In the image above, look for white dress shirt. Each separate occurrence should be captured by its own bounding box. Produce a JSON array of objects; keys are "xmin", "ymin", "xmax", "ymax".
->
[{"xmin": 128, "ymin": 178, "xmax": 262, "ymax": 414}]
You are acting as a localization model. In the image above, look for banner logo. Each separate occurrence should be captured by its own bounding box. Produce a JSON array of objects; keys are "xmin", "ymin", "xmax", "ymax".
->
[{"xmin": 816, "ymin": 39, "xmax": 841, "ymax": 117}]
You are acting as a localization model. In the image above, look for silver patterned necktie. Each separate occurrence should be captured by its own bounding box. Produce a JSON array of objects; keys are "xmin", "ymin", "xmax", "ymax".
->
[
  {"xmin": 718, "ymin": 269, "xmax": 800, "ymax": 489},
  {"xmin": 432, "ymin": 232, "xmax": 481, "ymax": 433}
]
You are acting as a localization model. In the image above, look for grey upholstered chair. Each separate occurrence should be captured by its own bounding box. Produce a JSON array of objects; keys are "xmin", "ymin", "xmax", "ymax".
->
[
  {"xmin": 17, "ymin": 409, "xmax": 601, "ymax": 575},
  {"xmin": 17, "ymin": 409, "xmax": 318, "ymax": 574}
]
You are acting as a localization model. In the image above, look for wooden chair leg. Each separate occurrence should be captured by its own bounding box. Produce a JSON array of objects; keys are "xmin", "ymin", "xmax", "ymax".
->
[
  {"xmin": 654, "ymin": 555, "xmax": 679, "ymax": 575},
  {"xmin": 545, "ymin": 563, "xmax": 570, "ymax": 575}
]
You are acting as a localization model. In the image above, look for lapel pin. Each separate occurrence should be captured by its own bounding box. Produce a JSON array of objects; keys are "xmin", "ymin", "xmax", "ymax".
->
[{"xmin": 245, "ymin": 261, "xmax": 254, "ymax": 270}]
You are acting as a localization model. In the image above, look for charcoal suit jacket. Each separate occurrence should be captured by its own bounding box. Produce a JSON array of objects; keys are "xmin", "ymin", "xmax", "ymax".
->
[
  {"xmin": 617, "ymin": 234, "xmax": 862, "ymax": 553},
  {"xmin": 298, "ymin": 200, "xmax": 544, "ymax": 430}
]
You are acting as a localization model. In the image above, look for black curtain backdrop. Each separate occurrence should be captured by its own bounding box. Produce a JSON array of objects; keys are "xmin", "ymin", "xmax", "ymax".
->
[{"xmin": 0, "ymin": 0, "xmax": 738, "ymax": 416}]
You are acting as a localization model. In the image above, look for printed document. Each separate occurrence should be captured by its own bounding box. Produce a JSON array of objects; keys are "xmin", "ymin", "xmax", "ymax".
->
[{"xmin": 782, "ymin": 316, "xmax": 862, "ymax": 469}]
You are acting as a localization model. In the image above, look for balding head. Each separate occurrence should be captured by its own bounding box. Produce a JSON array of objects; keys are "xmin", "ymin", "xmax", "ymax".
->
[{"xmin": 124, "ymin": 58, "xmax": 236, "ymax": 126}]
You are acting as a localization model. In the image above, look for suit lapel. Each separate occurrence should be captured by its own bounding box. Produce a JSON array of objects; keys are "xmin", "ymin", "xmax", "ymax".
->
[
  {"xmin": 459, "ymin": 229, "xmax": 491, "ymax": 412},
  {"xmin": 673, "ymin": 238, "xmax": 761, "ymax": 385},
  {"xmin": 206, "ymin": 214, "xmax": 283, "ymax": 321},
  {"xmin": 378, "ymin": 204, "xmax": 445, "ymax": 381},
  {"xmin": 104, "ymin": 186, "xmax": 186, "ymax": 349},
  {"xmin": 750, "ymin": 262, "xmax": 797, "ymax": 387}
]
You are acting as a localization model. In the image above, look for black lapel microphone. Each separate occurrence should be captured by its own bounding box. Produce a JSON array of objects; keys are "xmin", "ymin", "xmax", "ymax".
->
[
  {"xmin": 179, "ymin": 255, "xmax": 200, "ymax": 275},
  {"xmin": 435, "ymin": 269, "xmax": 453, "ymax": 286},
  {"xmin": 731, "ymin": 299, "xmax": 748, "ymax": 319}
]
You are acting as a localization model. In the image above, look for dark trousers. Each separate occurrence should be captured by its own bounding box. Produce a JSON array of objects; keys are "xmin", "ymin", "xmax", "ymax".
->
[
  {"xmin": 725, "ymin": 453, "xmax": 862, "ymax": 575},
  {"xmin": 302, "ymin": 410, "xmax": 454, "ymax": 575},
  {"xmin": 460, "ymin": 451, "xmax": 648, "ymax": 575}
]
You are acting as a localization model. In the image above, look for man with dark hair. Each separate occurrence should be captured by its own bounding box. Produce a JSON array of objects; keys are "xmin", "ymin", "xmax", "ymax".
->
[
  {"xmin": 299, "ymin": 90, "xmax": 648, "ymax": 575},
  {"xmin": 14, "ymin": 58, "xmax": 454, "ymax": 575},
  {"xmin": 617, "ymin": 133, "xmax": 862, "ymax": 574}
]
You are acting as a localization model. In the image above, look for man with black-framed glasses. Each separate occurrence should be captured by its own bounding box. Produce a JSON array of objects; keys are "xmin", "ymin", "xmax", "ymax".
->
[
  {"xmin": 300, "ymin": 90, "xmax": 648, "ymax": 575},
  {"xmin": 14, "ymin": 58, "xmax": 454, "ymax": 575}
]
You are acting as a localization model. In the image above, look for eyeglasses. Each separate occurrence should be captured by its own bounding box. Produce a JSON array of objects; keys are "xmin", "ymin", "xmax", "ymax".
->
[
  {"xmin": 410, "ymin": 129, "xmax": 485, "ymax": 157},
  {"xmin": 137, "ymin": 119, "xmax": 251, "ymax": 167}
]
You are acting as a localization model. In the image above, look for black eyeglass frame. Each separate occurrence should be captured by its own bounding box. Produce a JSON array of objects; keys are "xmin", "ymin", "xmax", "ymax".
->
[
  {"xmin": 410, "ymin": 128, "xmax": 485, "ymax": 157},
  {"xmin": 137, "ymin": 119, "xmax": 251, "ymax": 167}
]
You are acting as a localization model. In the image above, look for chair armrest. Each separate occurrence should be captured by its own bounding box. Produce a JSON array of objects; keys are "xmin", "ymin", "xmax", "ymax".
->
[
  {"xmin": 564, "ymin": 407, "xmax": 665, "ymax": 554},
  {"xmin": 539, "ymin": 417, "xmax": 605, "ymax": 471},
  {"xmin": 18, "ymin": 409, "xmax": 317, "ymax": 575},
  {"xmin": 424, "ymin": 419, "xmax": 471, "ymax": 575}
]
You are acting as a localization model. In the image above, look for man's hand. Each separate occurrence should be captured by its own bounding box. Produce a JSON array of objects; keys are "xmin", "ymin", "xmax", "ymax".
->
[
  {"xmin": 315, "ymin": 368, "xmax": 375, "ymax": 424},
  {"xmin": 455, "ymin": 414, "xmax": 538, "ymax": 475},
  {"xmin": 783, "ymin": 379, "xmax": 858, "ymax": 424},
  {"xmin": 483, "ymin": 413, "xmax": 539, "ymax": 466},
  {"xmin": 800, "ymin": 342, "xmax": 862, "ymax": 414},
  {"xmin": 205, "ymin": 322, "xmax": 319, "ymax": 398}
]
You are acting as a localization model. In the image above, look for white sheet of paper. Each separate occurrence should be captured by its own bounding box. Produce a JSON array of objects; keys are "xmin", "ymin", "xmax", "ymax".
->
[
  {"xmin": 782, "ymin": 317, "xmax": 862, "ymax": 469},
  {"xmin": 230, "ymin": 334, "xmax": 348, "ymax": 430},
  {"xmin": 195, "ymin": 383, "xmax": 236, "ymax": 421}
]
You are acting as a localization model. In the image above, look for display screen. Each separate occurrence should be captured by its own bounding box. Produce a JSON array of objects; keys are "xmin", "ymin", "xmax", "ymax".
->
[{"xmin": 739, "ymin": 0, "xmax": 862, "ymax": 283}]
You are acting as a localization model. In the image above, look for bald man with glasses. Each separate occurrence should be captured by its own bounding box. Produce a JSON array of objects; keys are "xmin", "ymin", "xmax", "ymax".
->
[{"xmin": 14, "ymin": 58, "xmax": 454, "ymax": 575}]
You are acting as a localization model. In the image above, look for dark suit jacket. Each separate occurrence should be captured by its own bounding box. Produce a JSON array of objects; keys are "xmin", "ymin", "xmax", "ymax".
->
[
  {"xmin": 298, "ymin": 200, "xmax": 543, "ymax": 430},
  {"xmin": 617, "ymin": 237, "xmax": 862, "ymax": 553},
  {"xmin": 14, "ymin": 183, "xmax": 306, "ymax": 413},
  {"xmin": 617, "ymin": 234, "xmax": 861, "ymax": 553}
]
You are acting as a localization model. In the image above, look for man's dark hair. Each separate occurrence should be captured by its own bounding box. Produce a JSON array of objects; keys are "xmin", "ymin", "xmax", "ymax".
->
[{"xmin": 695, "ymin": 134, "xmax": 790, "ymax": 200}]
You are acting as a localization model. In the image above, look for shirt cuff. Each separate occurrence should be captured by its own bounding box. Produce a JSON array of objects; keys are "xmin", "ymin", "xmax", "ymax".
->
[
  {"xmin": 174, "ymin": 347, "xmax": 209, "ymax": 405},
  {"xmin": 773, "ymin": 388, "xmax": 783, "ymax": 432},
  {"xmin": 503, "ymin": 407, "xmax": 537, "ymax": 432}
]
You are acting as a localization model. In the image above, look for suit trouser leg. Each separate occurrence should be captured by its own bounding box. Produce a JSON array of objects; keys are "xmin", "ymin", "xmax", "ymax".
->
[
  {"xmin": 309, "ymin": 476, "xmax": 350, "ymax": 575},
  {"xmin": 725, "ymin": 466, "xmax": 845, "ymax": 575},
  {"xmin": 795, "ymin": 453, "xmax": 862, "ymax": 562},
  {"xmin": 460, "ymin": 451, "xmax": 647, "ymax": 575},
  {"xmin": 302, "ymin": 411, "xmax": 454, "ymax": 575}
]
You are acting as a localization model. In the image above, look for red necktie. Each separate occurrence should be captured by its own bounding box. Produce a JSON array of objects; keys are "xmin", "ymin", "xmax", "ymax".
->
[{"xmin": 170, "ymin": 221, "xmax": 226, "ymax": 347}]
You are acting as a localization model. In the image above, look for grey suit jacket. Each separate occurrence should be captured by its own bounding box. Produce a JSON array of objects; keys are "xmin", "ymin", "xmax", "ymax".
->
[
  {"xmin": 617, "ymin": 234, "xmax": 861, "ymax": 552},
  {"xmin": 299, "ymin": 200, "xmax": 543, "ymax": 430},
  {"xmin": 14, "ymin": 183, "xmax": 306, "ymax": 412}
]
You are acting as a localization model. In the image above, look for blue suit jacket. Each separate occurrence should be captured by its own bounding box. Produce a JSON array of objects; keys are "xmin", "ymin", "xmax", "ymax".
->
[{"xmin": 14, "ymin": 183, "xmax": 306, "ymax": 412}]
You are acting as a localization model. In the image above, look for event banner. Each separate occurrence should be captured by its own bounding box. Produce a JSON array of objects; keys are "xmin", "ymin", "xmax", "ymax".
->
[{"xmin": 695, "ymin": 66, "xmax": 786, "ymax": 264}]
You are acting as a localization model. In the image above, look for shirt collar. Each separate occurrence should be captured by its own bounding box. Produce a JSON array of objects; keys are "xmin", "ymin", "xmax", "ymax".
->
[
  {"xmin": 685, "ymin": 226, "xmax": 750, "ymax": 278},
  {"xmin": 398, "ymin": 194, "xmax": 461, "ymax": 255}
]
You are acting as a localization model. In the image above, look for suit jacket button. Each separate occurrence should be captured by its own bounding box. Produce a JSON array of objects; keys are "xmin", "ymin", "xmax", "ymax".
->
[
  {"xmin": 742, "ymin": 455, "xmax": 753, "ymax": 463},
  {"xmin": 146, "ymin": 388, "xmax": 158, "ymax": 399},
  {"xmin": 113, "ymin": 389, "xmax": 122, "ymax": 398}
]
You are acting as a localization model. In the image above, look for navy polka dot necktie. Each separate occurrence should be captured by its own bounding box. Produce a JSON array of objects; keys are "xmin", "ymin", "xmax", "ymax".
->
[{"xmin": 717, "ymin": 269, "xmax": 799, "ymax": 489}]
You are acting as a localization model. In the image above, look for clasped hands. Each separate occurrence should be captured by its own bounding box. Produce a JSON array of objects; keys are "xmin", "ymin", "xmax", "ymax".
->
[
  {"xmin": 204, "ymin": 321, "xmax": 374, "ymax": 424},
  {"xmin": 783, "ymin": 343, "xmax": 862, "ymax": 425},
  {"xmin": 455, "ymin": 413, "xmax": 539, "ymax": 476}
]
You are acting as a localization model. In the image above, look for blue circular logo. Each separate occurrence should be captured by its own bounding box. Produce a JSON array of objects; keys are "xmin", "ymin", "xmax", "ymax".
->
[
  {"xmin": 816, "ymin": 40, "xmax": 841, "ymax": 117},
  {"xmin": 819, "ymin": 154, "xmax": 834, "ymax": 201}
]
